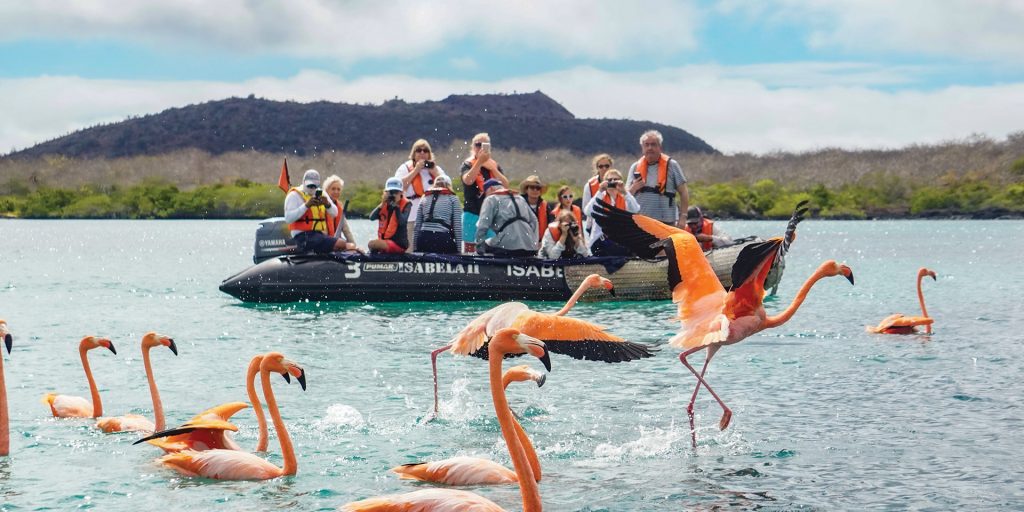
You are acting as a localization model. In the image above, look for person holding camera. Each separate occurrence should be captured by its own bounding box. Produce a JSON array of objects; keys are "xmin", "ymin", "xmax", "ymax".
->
[
  {"xmin": 626, "ymin": 130, "xmax": 689, "ymax": 227},
  {"xmin": 283, "ymin": 169, "xmax": 354, "ymax": 254},
  {"xmin": 584, "ymin": 169, "xmax": 641, "ymax": 256},
  {"xmin": 368, "ymin": 177, "xmax": 413, "ymax": 254},
  {"xmin": 539, "ymin": 211, "xmax": 591, "ymax": 259},
  {"xmin": 396, "ymin": 139, "xmax": 448, "ymax": 252},
  {"xmin": 413, "ymin": 175, "xmax": 462, "ymax": 254},
  {"xmin": 460, "ymin": 132, "xmax": 510, "ymax": 253}
]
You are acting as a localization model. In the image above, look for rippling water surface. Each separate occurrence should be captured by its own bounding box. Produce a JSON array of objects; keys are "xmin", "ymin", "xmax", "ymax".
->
[{"xmin": 1, "ymin": 218, "xmax": 1022, "ymax": 510}]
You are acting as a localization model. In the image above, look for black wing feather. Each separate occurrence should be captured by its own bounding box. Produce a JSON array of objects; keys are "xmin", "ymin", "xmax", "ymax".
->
[{"xmin": 590, "ymin": 200, "xmax": 664, "ymax": 258}]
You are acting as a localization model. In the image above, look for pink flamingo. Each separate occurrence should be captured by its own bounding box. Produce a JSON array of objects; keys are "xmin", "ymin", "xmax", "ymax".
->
[
  {"xmin": 593, "ymin": 199, "xmax": 854, "ymax": 447},
  {"xmin": 145, "ymin": 352, "xmax": 305, "ymax": 480},
  {"xmin": 42, "ymin": 336, "xmax": 117, "ymax": 418},
  {"xmin": 866, "ymin": 267, "xmax": 936, "ymax": 334},
  {"xmin": 341, "ymin": 328, "xmax": 549, "ymax": 511},
  {"xmin": 391, "ymin": 364, "xmax": 545, "ymax": 486},
  {"xmin": 1, "ymin": 320, "xmax": 13, "ymax": 456},
  {"xmin": 96, "ymin": 332, "xmax": 177, "ymax": 433},
  {"xmin": 431, "ymin": 273, "xmax": 652, "ymax": 416}
]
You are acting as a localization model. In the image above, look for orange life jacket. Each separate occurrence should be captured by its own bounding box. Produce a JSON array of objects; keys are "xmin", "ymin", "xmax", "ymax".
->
[
  {"xmin": 377, "ymin": 197, "xmax": 411, "ymax": 240},
  {"xmin": 551, "ymin": 204, "xmax": 583, "ymax": 227},
  {"xmin": 405, "ymin": 162, "xmax": 427, "ymax": 198},
  {"xmin": 288, "ymin": 188, "xmax": 329, "ymax": 233},
  {"xmin": 684, "ymin": 218, "xmax": 715, "ymax": 251},
  {"xmin": 546, "ymin": 222, "xmax": 580, "ymax": 258},
  {"xmin": 527, "ymin": 198, "xmax": 550, "ymax": 243},
  {"xmin": 469, "ymin": 158, "xmax": 501, "ymax": 191},
  {"xmin": 587, "ymin": 176, "xmax": 601, "ymax": 199},
  {"xmin": 635, "ymin": 154, "xmax": 670, "ymax": 194}
]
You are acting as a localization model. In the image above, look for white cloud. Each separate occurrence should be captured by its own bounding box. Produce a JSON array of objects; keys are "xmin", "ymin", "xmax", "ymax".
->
[
  {"xmin": 0, "ymin": 0, "xmax": 700, "ymax": 61},
  {"xmin": 2, "ymin": 65, "xmax": 1023, "ymax": 155}
]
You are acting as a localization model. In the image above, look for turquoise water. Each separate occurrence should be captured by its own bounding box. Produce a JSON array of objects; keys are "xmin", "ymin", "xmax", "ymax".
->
[{"xmin": 1, "ymin": 218, "xmax": 1023, "ymax": 510}]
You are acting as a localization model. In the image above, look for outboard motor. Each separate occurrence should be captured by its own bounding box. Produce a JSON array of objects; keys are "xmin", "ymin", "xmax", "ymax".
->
[{"xmin": 253, "ymin": 217, "xmax": 297, "ymax": 263}]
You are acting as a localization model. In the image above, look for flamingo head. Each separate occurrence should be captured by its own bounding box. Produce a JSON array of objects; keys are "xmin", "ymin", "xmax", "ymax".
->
[
  {"xmin": 489, "ymin": 328, "xmax": 551, "ymax": 372},
  {"xmin": 918, "ymin": 267, "xmax": 937, "ymax": 281},
  {"xmin": 0, "ymin": 320, "xmax": 11, "ymax": 354},
  {"xmin": 81, "ymin": 336, "xmax": 116, "ymax": 354},
  {"xmin": 821, "ymin": 260, "xmax": 855, "ymax": 285},
  {"xmin": 504, "ymin": 364, "xmax": 546, "ymax": 388},
  {"xmin": 261, "ymin": 352, "xmax": 307, "ymax": 391},
  {"xmin": 584, "ymin": 273, "xmax": 616, "ymax": 297},
  {"xmin": 141, "ymin": 331, "xmax": 177, "ymax": 355}
]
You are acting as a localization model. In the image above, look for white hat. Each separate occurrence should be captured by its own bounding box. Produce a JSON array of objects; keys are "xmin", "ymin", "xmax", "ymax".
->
[
  {"xmin": 384, "ymin": 177, "xmax": 404, "ymax": 192},
  {"xmin": 302, "ymin": 169, "xmax": 321, "ymax": 189}
]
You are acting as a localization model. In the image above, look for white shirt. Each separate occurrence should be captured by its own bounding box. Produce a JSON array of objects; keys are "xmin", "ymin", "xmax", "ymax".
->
[
  {"xmin": 583, "ymin": 190, "xmax": 640, "ymax": 251},
  {"xmin": 394, "ymin": 161, "xmax": 448, "ymax": 223},
  {"xmin": 283, "ymin": 189, "xmax": 338, "ymax": 237}
]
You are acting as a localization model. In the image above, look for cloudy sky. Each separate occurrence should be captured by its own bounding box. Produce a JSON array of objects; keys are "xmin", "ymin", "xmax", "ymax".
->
[{"xmin": 2, "ymin": 0, "xmax": 1023, "ymax": 154}]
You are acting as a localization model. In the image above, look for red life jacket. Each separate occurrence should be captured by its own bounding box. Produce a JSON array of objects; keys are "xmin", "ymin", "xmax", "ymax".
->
[
  {"xmin": 551, "ymin": 204, "xmax": 583, "ymax": 227},
  {"xmin": 684, "ymin": 218, "xmax": 715, "ymax": 251},
  {"xmin": 377, "ymin": 197, "xmax": 411, "ymax": 240},
  {"xmin": 404, "ymin": 162, "xmax": 427, "ymax": 198},
  {"xmin": 288, "ymin": 188, "xmax": 329, "ymax": 233},
  {"xmin": 635, "ymin": 154, "xmax": 670, "ymax": 194},
  {"xmin": 527, "ymin": 198, "xmax": 549, "ymax": 243}
]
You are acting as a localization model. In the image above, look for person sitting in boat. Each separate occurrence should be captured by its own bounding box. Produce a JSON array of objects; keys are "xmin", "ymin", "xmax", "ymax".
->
[
  {"xmin": 396, "ymin": 139, "xmax": 448, "ymax": 252},
  {"xmin": 460, "ymin": 133, "xmax": 510, "ymax": 253},
  {"xmin": 283, "ymin": 169, "xmax": 352, "ymax": 254},
  {"xmin": 323, "ymin": 174, "xmax": 358, "ymax": 249},
  {"xmin": 626, "ymin": 129, "xmax": 689, "ymax": 228},
  {"xmin": 684, "ymin": 206, "xmax": 733, "ymax": 251},
  {"xmin": 475, "ymin": 179, "xmax": 538, "ymax": 258},
  {"xmin": 368, "ymin": 177, "xmax": 413, "ymax": 254},
  {"xmin": 539, "ymin": 210, "xmax": 591, "ymax": 260},
  {"xmin": 413, "ymin": 175, "xmax": 462, "ymax": 254},
  {"xmin": 580, "ymin": 153, "xmax": 614, "ymax": 225},
  {"xmin": 519, "ymin": 175, "xmax": 553, "ymax": 247},
  {"xmin": 584, "ymin": 169, "xmax": 641, "ymax": 257},
  {"xmin": 552, "ymin": 185, "xmax": 584, "ymax": 238}
]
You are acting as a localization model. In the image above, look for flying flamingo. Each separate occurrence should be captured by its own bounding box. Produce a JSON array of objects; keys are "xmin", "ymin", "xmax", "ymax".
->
[
  {"xmin": 866, "ymin": 267, "xmax": 936, "ymax": 334},
  {"xmin": 592, "ymin": 200, "xmax": 854, "ymax": 447},
  {"xmin": 391, "ymin": 364, "xmax": 545, "ymax": 486},
  {"xmin": 144, "ymin": 352, "xmax": 306, "ymax": 480},
  {"xmin": 431, "ymin": 273, "xmax": 653, "ymax": 417},
  {"xmin": 42, "ymin": 336, "xmax": 117, "ymax": 418},
  {"xmin": 95, "ymin": 332, "xmax": 177, "ymax": 433},
  {"xmin": 341, "ymin": 328, "xmax": 549, "ymax": 512},
  {"xmin": 1, "ymin": 320, "xmax": 13, "ymax": 456}
]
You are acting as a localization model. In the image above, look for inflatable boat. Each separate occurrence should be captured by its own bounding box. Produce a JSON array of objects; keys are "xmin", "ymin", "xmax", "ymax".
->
[{"xmin": 218, "ymin": 218, "xmax": 784, "ymax": 303}]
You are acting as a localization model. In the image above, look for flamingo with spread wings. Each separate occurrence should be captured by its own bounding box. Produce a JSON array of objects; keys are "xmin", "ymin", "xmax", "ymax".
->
[
  {"xmin": 96, "ymin": 332, "xmax": 177, "ymax": 433},
  {"xmin": 42, "ymin": 336, "xmax": 117, "ymax": 418},
  {"xmin": 592, "ymin": 200, "xmax": 854, "ymax": 447},
  {"xmin": 392, "ymin": 364, "xmax": 545, "ymax": 486},
  {"xmin": 341, "ymin": 329, "xmax": 549, "ymax": 512},
  {"xmin": 430, "ymin": 273, "xmax": 653, "ymax": 417},
  {"xmin": 1, "ymin": 320, "xmax": 13, "ymax": 456},
  {"xmin": 867, "ymin": 267, "xmax": 936, "ymax": 334}
]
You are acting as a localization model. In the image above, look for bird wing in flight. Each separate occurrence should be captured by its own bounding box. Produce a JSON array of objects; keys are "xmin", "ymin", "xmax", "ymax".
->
[
  {"xmin": 449, "ymin": 302, "xmax": 529, "ymax": 356},
  {"xmin": 727, "ymin": 238, "xmax": 784, "ymax": 319},
  {"xmin": 511, "ymin": 311, "xmax": 655, "ymax": 363},
  {"xmin": 589, "ymin": 200, "xmax": 685, "ymax": 258}
]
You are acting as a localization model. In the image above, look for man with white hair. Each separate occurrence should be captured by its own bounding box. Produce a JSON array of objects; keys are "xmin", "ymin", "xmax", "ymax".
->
[
  {"xmin": 625, "ymin": 130, "xmax": 690, "ymax": 227},
  {"xmin": 283, "ymin": 169, "xmax": 349, "ymax": 253}
]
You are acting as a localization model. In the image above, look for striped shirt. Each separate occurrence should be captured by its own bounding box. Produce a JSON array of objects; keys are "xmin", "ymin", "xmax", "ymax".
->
[
  {"xmin": 414, "ymin": 192, "xmax": 463, "ymax": 251},
  {"xmin": 625, "ymin": 158, "xmax": 687, "ymax": 223}
]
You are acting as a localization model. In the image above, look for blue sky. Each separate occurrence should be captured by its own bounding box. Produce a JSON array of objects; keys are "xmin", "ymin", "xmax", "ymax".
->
[{"xmin": 1, "ymin": 0, "xmax": 1022, "ymax": 154}]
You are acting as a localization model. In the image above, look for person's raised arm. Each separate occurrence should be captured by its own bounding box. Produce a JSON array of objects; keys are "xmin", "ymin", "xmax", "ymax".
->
[
  {"xmin": 461, "ymin": 158, "xmax": 483, "ymax": 186},
  {"xmin": 283, "ymin": 190, "xmax": 309, "ymax": 223},
  {"xmin": 491, "ymin": 164, "xmax": 510, "ymax": 187}
]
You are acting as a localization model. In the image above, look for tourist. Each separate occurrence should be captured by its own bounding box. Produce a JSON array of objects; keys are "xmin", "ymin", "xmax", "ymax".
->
[
  {"xmin": 460, "ymin": 132, "xmax": 510, "ymax": 253},
  {"xmin": 584, "ymin": 169, "xmax": 641, "ymax": 256},
  {"xmin": 539, "ymin": 210, "xmax": 591, "ymax": 259},
  {"xmin": 684, "ymin": 206, "xmax": 733, "ymax": 250},
  {"xmin": 396, "ymin": 139, "xmax": 448, "ymax": 252},
  {"xmin": 367, "ymin": 177, "xmax": 413, "ymax": 254},
  {"xmin": 283, "ymin": 169, "xmax": 349, "ymax": 254},
  {"xmin": 475, "ymin": 179, "xmax": 537, "ymax": 258},
  {"xmin": 580, "ymin": 153, "xmax": 614, "ymax": 218},
  {"xmin": 413, "ymin": 175, "xmax": 462, "ymax": 254},
  {"xmin": 322, "ymin": 174, "xmax": 358, "ymax": 249},
  {"xmin": 519, "ymin": 175, "xmax": 553, "ymax": 246},
  {"xmin": 625, "ymin": 130, "xmax": 689, "ymax": 227}
]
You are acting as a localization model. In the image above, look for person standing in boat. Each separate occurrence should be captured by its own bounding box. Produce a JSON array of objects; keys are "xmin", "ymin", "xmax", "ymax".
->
[
  {"xmin": 584, "ymin": 169, "xmax": 640, "ymax": 256},
  {"xmin": 519, "ymin": 175, "xmax": 553, "ymax": 247},
  {"xmin": 323, "ymin": 174, "xmax": 358, "ymax": 249},
  {"xmin": 475, "ymin": 179, "xmax": 538, "ymax": 258},
  {"xmin": 684, "ymin": 206, "xmax": 732, "ymax": 251},
  {"xmin": 396, "ymin": 139, "xmax": 448, "ymax": 252},
  {"xmin": 413, "ymin": 175, "xmax": 462, "ymax": 254},
  {"xmin": 284, "ymin": 169, "xmax": 353, "ymax": 254},
  {"xmin": 626, "ymin": 130, "xmax": 690, "ymax": 227},
  {"xmin": 580, "ymin": 153, "xmax": 614, "ymax": 227},
  {"xmin": 368, "ymin": 177, "xmax": 413, "ymax": 254},
  {"xmin": 460, "ymin": 133, "xmax": 510, "ymax": 253},
  {"xmin": 539, "ymin": 210, "xmax": 591, "ymax": 259}
]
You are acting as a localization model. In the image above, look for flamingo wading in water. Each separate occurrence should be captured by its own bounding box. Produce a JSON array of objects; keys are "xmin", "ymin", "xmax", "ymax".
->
[
  {"xmin": 430, "ymin": 273, "xmax": 653, "ymax": 417},
  {"xmin": 42, "ymin": 336, "xmax": 116, "ymax": 418},
  {"xmin": 1, "ymin": 320, "xmax": 14, "ymax": 456},
  {"xmin": 391, "ymin": 364, "xmax": 546, "ymax": 486},
  {"xmin": 592, "ymin": 200, "xmax": 854, "ymax": 447},
  {"xmin": 96, "ymin": 332, "xmax": 177, "ymax": 433},
  {"xmin": 866, "ymin": 267, "xmax": 936, "ymax": 334},
  {"xmin": 342, "ymin": 328, "xmax": 550, "ymax": 512}
]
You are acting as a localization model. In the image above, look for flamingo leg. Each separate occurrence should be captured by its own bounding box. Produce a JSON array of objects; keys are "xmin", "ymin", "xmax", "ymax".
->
[
  {"xmin": 430, "ymin": 345, "xmax": 452, "ymax": 418},
  {"xmin": 679, "ymin": 345, "xmax": 731, "ymax": 447},
  {"xmin": 684, "ymin": 348, "xmax": 715, "ymax": 448}
]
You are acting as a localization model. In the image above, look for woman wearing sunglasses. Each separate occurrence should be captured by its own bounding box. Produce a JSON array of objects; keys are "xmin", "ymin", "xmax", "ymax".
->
[
  {"xmin": 396, "ymin": 139, "xmax": 448, "ymax": 252},
  {"xmin": 460, "ymin": 133, "xmax": 510, "ymax": 253},
  {"xmin": 583, "ymin": 169, "xmax": 640, "ymax": 257},
  {"xmin": 581, "ymin": 153, "xmax": 614, "ymax": 214}
]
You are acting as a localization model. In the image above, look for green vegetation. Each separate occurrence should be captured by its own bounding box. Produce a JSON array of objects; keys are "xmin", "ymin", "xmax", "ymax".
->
[{"xmin": 1, "ymin": 171, "xmax": 1020, "ymax": 220}]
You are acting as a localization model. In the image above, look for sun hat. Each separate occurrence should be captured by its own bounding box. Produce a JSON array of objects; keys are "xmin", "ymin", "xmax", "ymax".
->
[{"xmin": 518, "ymin": 175, "xmax": 546, "ymax": 194}]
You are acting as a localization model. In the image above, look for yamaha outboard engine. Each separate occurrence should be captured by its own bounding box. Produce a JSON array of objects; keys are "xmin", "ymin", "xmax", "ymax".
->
[{"xmin": 253, "ymin": 217, "xmax": 297, "ymax": 263}]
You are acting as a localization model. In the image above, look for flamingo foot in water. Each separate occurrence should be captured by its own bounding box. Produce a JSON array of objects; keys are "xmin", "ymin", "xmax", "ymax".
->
[
  {"xmin": 686, "ymin": 402, "xmax": 698, "ymax": 448},
  {"xmin": 719, "ymin": 408, "xmax": 732, "ymax": 431}
]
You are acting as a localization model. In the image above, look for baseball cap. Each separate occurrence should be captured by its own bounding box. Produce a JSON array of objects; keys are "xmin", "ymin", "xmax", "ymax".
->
[
  {"xmin": 686, "ymin": 206, "xmax": 702, "ymax": 223},
  {"xmin": 384, "ymin": 177, "xmax": 404, "ymax": 192},
  {"xmin": 302, "ymin": 169, "xmax": 321, "ymax": 189}
]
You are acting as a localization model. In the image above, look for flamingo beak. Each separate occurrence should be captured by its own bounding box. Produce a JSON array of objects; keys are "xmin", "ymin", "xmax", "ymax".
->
[
  {"xmin": 3, "ymin": 333, "xmax": 11, "ymax": 354},
  {"xmin": 296, "ymin": 369, "xmax": 307, "ymax": 391},
  {"xmin": 929, "ymin": 273, "xmax": 937, "ymax": 281},
  {"xmin": 539, "ymin": 350, "xmax": 551, "ymax": 372},
  {"xmin": 105, "ymin": 340, "xmax": 117, "ymax": 355},
  {"xmin": 281, "ymin": 373, "xmax": 291, "ymax": 384},
  {"xmin": 166, "ymin": 338, "xmax": 178, "ymax": 356},
  {"xmin": 604, "ymin": 280, "xmax": 616, "ymax": 297},
  {"xmin": 845, "ymin": 270, "xmax": 855, "ymax": 285}
]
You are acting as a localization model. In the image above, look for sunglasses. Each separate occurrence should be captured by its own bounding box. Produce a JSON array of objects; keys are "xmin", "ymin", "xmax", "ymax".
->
[
  {"xmin": 415, "ymin": 147, "xmax": 430, "ymax": 153},
  {"xmin": 473, "ymin": 142, "xmax": 483, "ymax": 148},
  {"xmin": 561, "ymin": 194, "xmax": 574, "ymax": 199},
  {"xmin": 305, "ymin": 184, "xmax": 318, "ymax": 189},
  {"xmin": 597, "ymin": 164, "xmax": 611, "ymax": 169},
  {"xmin": 525, "ymin": 185, "xmax": 542, "ymax": 191}
]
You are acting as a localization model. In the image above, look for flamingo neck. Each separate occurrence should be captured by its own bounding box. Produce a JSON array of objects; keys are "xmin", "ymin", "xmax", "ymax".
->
[
  {"xmin": 917, "ymin": 274, "xmax": 931, "ymax": 333},
  {"xmin": 80, "ymin": 346, "xmax": 102, "ymax": 417},
  {"xmin": 261, "ymin": 368, "xmax": 295, "ymax": 476},
  {"xmin": 0, "ymin": 355, "xmax": 8, "ymax": 456},
  {"xmin": 141, "ymin": 345, "xmax": 165, "ymax": 431},
  {"xmin": 556, "ymin": 279, "xmax": 594, "ymax": 316},
  {"xmin": 500, "ymin": 377, "xmax": 541, "ymax": 481},
  {"xmin": 489, "ymin": 355, "xmax": 543, "ymax": 511},
  {"xmin": 247, "ymin": 357, "xmax": 268, "ymax": 452},
  {"xmin": 764, "ymin": 266, "xmax": 830, "ymax": 329}
]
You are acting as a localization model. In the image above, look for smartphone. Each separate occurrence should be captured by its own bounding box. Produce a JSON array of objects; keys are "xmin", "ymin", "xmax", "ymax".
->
[{"xmin": 480, "ymin": 142, "xmax": 491, "ymax": 153}]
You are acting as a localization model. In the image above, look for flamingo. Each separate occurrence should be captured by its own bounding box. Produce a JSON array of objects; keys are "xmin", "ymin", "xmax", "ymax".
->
[
  {"xmin": 866, "ymin": 267, "xmax": 936, "ymax": 334},
  {"xmin": 341, "ymin": 328, "xmax": 549, "ymax": 512},
  {"xmin": 431, "ymin": 273, "xmax": 653, "ymax": 417},
  {"xmin": 95, "ymin": 332, "xmax": 177, "ymax": 433},
  {"xmin": 391, "ymin": 365, "xmax": 545, "ymax": 486},
  {"xmin": 1, "ymin": 320, "xmax": 13, "ymax": 456},
  {"xmin": 42, "ymin": 336, "xmax": 117, "ymax": 418},
  {"xmin": 144, "ymin": 352, "xmax": 305, "ymax": 480},
  {"xmin": 592, "ymin": 200, "xmax": 854, "ymax": 447}
]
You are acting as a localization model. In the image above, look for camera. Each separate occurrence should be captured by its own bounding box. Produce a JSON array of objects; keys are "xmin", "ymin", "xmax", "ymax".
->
[
  {"xmin": 387, "ymin": 191, "xmax": 400, "ymax": 205},
  {"xmin": 606, "ymin": 179, "xmax": 621, "ymax": 188},
  {"xmin": 314, "ymin": 189, "xmax": 323, "ymax": 198},
  {"xmin": 568, "ymin": 223, "xmax": 580, "ymax": 236},
  {"xmin": 424, "ymin": 160, "xmax": 435, "ymax": 169}
]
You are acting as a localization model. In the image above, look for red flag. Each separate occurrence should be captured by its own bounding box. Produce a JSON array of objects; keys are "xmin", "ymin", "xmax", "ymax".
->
[{"xmin": 277, "ymin": 158, "xmax": 291, "ymax": 193}]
